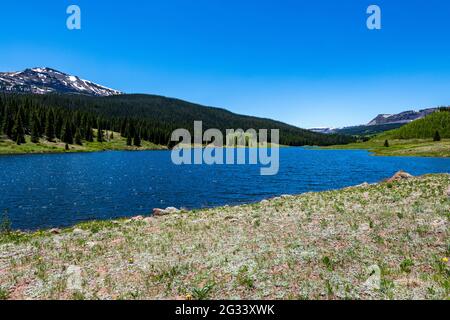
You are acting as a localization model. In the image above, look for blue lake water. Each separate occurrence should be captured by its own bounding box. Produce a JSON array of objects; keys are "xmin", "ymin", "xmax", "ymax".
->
[{"xmin": 0, "ymin": 148, "xmax": 449, "ymax": 230}]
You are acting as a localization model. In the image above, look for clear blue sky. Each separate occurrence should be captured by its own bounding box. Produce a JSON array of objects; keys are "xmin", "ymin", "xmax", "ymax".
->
[{"xmin": 1, "ymin": 0, "xmax": 449, "ymax": 128}]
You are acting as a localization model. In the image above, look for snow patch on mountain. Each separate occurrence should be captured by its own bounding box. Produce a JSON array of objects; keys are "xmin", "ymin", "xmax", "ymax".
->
[{"xmin": 0, "ymin": 67, "xmax": 123, "ymax": 97}]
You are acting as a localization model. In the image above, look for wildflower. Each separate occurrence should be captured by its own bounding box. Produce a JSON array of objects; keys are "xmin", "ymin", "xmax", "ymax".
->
[
  {"xmin": 185, "ymin": 294, "xmax": 193, "ymax": 300},
  {"xmin": 442, "ymin": 257, "xmax": 449, "ymax": 263},
  {"xmin": 128, "ymin": 258, "xmax": 134, "ymax": 264}
]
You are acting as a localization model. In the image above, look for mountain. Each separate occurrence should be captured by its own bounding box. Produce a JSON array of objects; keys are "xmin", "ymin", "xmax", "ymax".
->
[
  {"xmin": 0, "ymin": 67, "xmax": 122, "ymax": 96},
  {"xmin": 309, "ymin": 127, "xmax": 338, "ymax": 134},
  {"xmin": 367, "ymin": 108, "xmax": 438, "ymax": 126},
  {"xmin": 316, "ymin": 107, "xmax": 442, "ymax": 136}
]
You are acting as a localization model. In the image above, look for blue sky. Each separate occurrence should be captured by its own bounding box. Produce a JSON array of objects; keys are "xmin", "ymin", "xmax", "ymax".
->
[{"xmin": 1, "ymin": 0, "xmax": 449, "ymax": 128}]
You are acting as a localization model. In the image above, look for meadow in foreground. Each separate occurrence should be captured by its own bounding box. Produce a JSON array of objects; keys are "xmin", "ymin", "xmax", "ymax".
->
[{"xmin": 0, "ymin": 174, "xmax": 449, "ymax": 300}]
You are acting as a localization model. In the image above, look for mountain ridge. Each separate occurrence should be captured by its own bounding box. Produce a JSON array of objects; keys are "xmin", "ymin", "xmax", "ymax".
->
[
  {"xmin": 0, "ymin": 67, "xmax": 122, "ymax": 97},
  {"xmin": 312, "ymin": 107, "xmax": 442, "ymax": 136}
]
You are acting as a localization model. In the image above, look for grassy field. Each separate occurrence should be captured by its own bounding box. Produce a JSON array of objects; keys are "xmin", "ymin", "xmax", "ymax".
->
[
  {"xmin": 0, "ymin": 173, "xmax": 449, "ymax": 300},
  {"xmin": 323, "ymin": 138, "xmax": 450, "ymax": 157},
  {"xmin": 0, "ymin": 131, "xmax": 166, "ymax": 155}
]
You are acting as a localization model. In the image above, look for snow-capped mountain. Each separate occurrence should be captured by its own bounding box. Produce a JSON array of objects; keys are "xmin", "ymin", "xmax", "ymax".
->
[
  {"xmin": 367, "ymin": 108, "xmax": 438, "ymax": 126},
  {"xmin": 0, "ymin": 67, "xmax": 122, "ymax": 96}
]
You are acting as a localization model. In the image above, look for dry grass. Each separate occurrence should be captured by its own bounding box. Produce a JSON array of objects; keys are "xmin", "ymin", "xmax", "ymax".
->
[{"xmin": 0, "ymin": 174, "xmax": 449, "ymax": 300}]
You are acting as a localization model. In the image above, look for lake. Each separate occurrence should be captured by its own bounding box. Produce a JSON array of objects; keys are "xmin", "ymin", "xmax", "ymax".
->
[{"xmin": 1, "ymin": 148, "xmax": 449, "ymax": 230}]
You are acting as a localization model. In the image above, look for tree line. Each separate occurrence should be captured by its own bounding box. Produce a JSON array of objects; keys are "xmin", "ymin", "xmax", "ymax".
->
[
  {"xmin": 389, "ymin": 108, "xmax": 450, "ymax": 140},
  {"xmin": 0, "ymin": 93, "xmax": 356, "ymax": 147}
]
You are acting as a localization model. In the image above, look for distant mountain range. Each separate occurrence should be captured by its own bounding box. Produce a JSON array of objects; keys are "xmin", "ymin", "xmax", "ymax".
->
[
  {"xmin": 367, "ymin": 108, "xmax": 439, "ymax": 126},
  {"xmin": 0, "ymin": 67, "xmax": 122, "ymax": 96},
  {"xmin": 311, "ymin": 107, "xmax": 442, "ymax": 136}
]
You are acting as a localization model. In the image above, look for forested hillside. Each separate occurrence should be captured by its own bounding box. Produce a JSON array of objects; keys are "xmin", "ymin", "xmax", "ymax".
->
[
  {"xmin": 0, "ymin": 93, "xmax": 355, "ymax": 148},
  {"xmin": 385, "ymin": 108, "xmax": 450, "ymax": 139}
]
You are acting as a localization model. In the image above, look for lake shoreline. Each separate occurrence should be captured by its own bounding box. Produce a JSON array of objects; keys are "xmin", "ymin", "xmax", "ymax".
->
[
  {"xmin": 1, "ymin": 173, "xmax": 449, "ymax": 299},
  {"xmin": 321, "ymin": 138, "xmax": 450, "ymax": 158}
]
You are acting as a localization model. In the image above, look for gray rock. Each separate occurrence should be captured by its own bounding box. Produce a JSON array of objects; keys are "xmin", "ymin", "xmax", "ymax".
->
[
  {"xmin": 153, "ymin": 207, "xmax": 180, "ymax": 216},
  {"xmin": 165, "ymin": 207, "xmax": 180, "ymax": 213},
  {"xmin": 363, "ymin": 265, "xmax": 381, "ymax": 291},
  {"xmin": 66, "ymin": 265, "xmax": 82, "ymax": 291},
  {"xmin": 72, "ymin": 228, "xmax": 85, "ymax": 235},
  {"xmin": 49, "ymin": 228, "xmax": 61, "ymax": 235},
  {"xmin": 387, "ymin": 171, "xmax": 413, "ymax": 182}
]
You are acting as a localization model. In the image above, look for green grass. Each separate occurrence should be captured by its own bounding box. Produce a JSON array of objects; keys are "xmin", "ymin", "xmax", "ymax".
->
[
  {"xmin": 0, "ymin": 131, "xmax": 166, "ymax": 155},
  {"xmin": 322, "ymin": 138, "xmax": 450, "ymax": 157}
]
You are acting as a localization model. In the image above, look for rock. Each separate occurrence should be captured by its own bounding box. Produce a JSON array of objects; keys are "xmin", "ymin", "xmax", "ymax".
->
[
  {"xmin": 131, "ymin": 215, "xmax": 144, "ymax": 221},
  {"xmin": 72, "ymin": 228, "xmax": 85, "ymax": 235},
  {"xmin": 363, "ymin": 265, "xmax": 381, "ymax": 291},
  {"xmin": 66, "ymin": 265, "xmax": 82, "ymax": 291},
  {"xmin": 387, "ymin": 171, "xmax": 413, "ymax": 182},
  {"xmin": 260, "ymin": 199, "xmax": 269, "ymax": 205},
  {"xmin": 359, "ymin": 223, "xmax": 371, "ymax": 232},
  {"xmin": 143, "ymin": 217, "xmax": 153, "ymax": 224},
  {"xmin": 153, "ymin": 208, "xmax": 167, "ymax": 216},
  {"xmin": 86, "ymin": 241, "xmax": 97, "ymax": 249},
  {"xmin": 446, "ymin": 186, "xmax": 450, "ymax": 197},
  {"xmin": 49, "ymin": 228, "xmax": 61, "ymax": 235},
  {"xmin": 165, "ymin": 207, "xmax": 180, "ymax": 214},
  {"xmin": 356, "ymin": 182, "xmax": 369, "ymax": 188},
  {"xmin": 431, "ymin": 219, "xmax": 447, "ymax": 233},
  {"xmin": 153, "ymin": 207, "xmax": 180, "ymax": 216}
]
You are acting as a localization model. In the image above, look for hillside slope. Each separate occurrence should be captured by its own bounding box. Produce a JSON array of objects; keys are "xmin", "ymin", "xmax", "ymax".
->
[
  {"xmin": 0, "ymin": 93, "xmax": 355, "ymax": 148},
  {"xmin": 323, "ymin": 109, "xmax": 450, "ymax": 157},
  {"xmin": 383, "ymin": 109, "xmax": 450, "ymax": 140}
]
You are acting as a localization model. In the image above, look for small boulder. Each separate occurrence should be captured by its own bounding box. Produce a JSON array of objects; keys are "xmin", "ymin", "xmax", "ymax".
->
[
  {"xmin": 165, "ymin": 207, "xmax": 180, "ymax": 214},
  {"xmin": 143, "ymin": 217, "xmax": 153, "ymax": 224},
  {"xmin": 387, "ymin": 171, "xmax": 413, "ymax": 182},
  {"xmin": 153, "ymin": 207, "xmax": 180, "ymax": 216},
  {"xmin": 131, "ymin": 215, "xmax": 144, "ymax": 221},
  {"xmin": 49, "ymin": 228, "xmax": 61, "ymax": 235},
  {"xmin": 153, "ymin": 208, "xmax": 167, "ymax": 216},
  {"xmin": 66, "ymin": 265, "xmax": 82, "ymax": 291},
  {"xmin": 363, "ymin": 265, "xmax": 381, "ymax": 291},
  {"xmin": 72, "ymin": 228, "xmax": 85, "ymax": 235}
]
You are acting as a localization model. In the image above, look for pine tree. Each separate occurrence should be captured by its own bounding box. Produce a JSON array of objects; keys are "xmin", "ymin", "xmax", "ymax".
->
[
  {"xmin": 45, "ymin": 110, "xmax": 56, "ymax": 142},
  {"xmin": 97, "ymin": 119, "xmax": 103, "ymax": 143},
  {"xmin": 61, "ymin": 119, "xmax": 74, "ymax": 144},
  {"xmin": 12, "ymin": 110, "xmax": 26, "ymax": 145},
  {"xmin": 30, "ymin": 113, "xmax": 41, "ymax": 143},
  {"xmin": 434, "ymin": 130, "xmax": 441, "ymax": 142},
  {"xmin": 74, "ymin": 128, "xmax": 83, "ymax": 145},
  {"xmin": 384, "ymin": 140, "xmax": 389, "ymax": 147},
  {"xmin": 85, "ymin": 122, "xmax": 94, "ymax": 142},
  {"xmin": 133, "ymin": 130, "xmax": 141, "ymax": 147},
  {"xmin": 110, "ymin": 131, "xmax": 114, "ymax": 140},
  {"xmin": 2, "ymin": 105, "xmax": 14, "ymax": 138}
]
